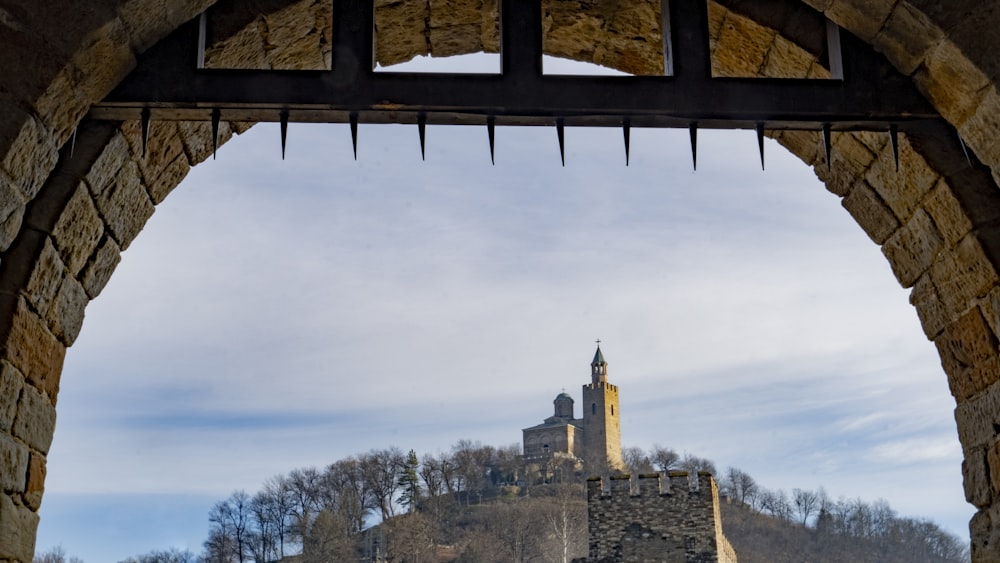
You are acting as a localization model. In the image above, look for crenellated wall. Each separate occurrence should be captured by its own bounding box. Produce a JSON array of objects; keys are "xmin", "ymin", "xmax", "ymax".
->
[{"xmin": 583, "ymin": 472, "xmax": 737, "ymax": 563}]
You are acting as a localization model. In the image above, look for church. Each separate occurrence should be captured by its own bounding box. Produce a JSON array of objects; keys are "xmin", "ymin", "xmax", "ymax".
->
[{"xmin": 522, "ymin": 344, "xmax": 625, "ymax": 475}]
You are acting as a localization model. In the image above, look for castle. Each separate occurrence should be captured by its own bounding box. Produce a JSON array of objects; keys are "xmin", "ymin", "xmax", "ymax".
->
[
  {"xmin": 525, "ymin": 346, "xmax": 738, "ymax": 563},
  {"xmin": 522, "ymin": 344, "xmax": 625, "ymax": 475}
]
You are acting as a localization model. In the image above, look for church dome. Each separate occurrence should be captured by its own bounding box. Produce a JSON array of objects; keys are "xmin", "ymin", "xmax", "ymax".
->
[{"xmin": 554, "ymin": 392, "xmax": 574, "ymax": 418}]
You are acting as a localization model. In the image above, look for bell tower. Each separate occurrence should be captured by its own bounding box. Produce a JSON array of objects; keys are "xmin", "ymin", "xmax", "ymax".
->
[{"xmin": 582, "ymin": 342, "xmax": 624, "ymax": 475}]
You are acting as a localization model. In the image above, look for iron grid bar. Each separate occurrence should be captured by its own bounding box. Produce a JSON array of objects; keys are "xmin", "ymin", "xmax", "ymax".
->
[{"xmin": 88, "ymin": 0, "xmax": 943, "ymax": 132}]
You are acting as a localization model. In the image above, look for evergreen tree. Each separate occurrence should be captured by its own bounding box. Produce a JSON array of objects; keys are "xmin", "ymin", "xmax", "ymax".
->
[{"xmin": 398, "ymin": 449, "xmax": 422, "ymax": 512}]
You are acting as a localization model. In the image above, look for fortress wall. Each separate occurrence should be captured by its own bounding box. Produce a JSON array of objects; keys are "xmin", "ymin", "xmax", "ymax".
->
[{"xmin": 585, "ymin": 472, "xmax": 733, "ymax": 562}]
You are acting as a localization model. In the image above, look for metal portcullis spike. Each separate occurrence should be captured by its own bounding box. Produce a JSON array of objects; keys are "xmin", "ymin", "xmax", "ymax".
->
[
  {"xmin": 689, "ymin": 122, "xmax": 698, "ymax": 171},
  {"xmin": 211, "ymin": 109, "xmax": 221, "ymax": 160},
  {"xmin": 69, "ymin": 127, "xmax": 77, "ymax": 159},
  {"xmin": 623, "ymin": 119, "xmax": 631, "ymax": 166},
  {"xmin": 418, "ymin": 113, "xmax": 427, "ymax": 161},
  {"xmin": 958, "ymin": 131, "xmax": 973, "ymax": 167},
  {"xmin": 487, "ymin": 116, "xmax": 496, "ymax": 166},
  {"xmin": 350, "ymin": 112, "xmax": 359, "ymax": 160},
  {"xmin": 557, "ymin": 119, "xmax": 565, "ymax": 167},
  {"xmin": 280, "ymin": 110, "xmax": 289, "ymax": 160},
  {"xmin": 140, "ymin": 107, "xmax": 151, "ymax": 158},
  {"xmin": 889, "ymin": 124, "xmax": 899, "ymax": 172},
  {"xmin": 756, "ymin": 122, "xmax": 766, "ymax": 171},
  {"xmin": 822, "ymin": 123, "xmax": 832, "ymax": 171}
]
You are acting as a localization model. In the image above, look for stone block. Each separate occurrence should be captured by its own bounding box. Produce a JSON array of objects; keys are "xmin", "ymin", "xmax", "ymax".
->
[
  {"xmin": 81, "ymin": 235, "xmax": 121, "ymax": 299},
  {"xmin": 259, "ymin": 1, "xmax": 329, "ymax": 70},
  {"xmin": 0, "ymin": 362, "xmax": 23, "ymax": 435},
  {"xmin": 51, "ymin": 183, "xmax": 104, "ymax": 276},
  {"xmin": 0, "ymin": 199, "xmax": 24, "ymax": 254},
  {"xmin": 865, "ymin": 135, "xmax": 939, "ymax": 223},
  {"xmin": 429, "ymin": 0, "xmax": 482, "ymax": 28},
  {"xmin": 203, "ymin": 18, "xmax": 267, "ymax": 69},
  {"xmin": 70, "ymin": 18, "xmax": 138, "ymax": 104},
  {"xmin": 965, "ymin": 446, "xmax": 992, "ymax": 507},
  {"xmin": 429, "ymin": 23, "xmax": 482, "ymax": 58},
  {"xmin": 84, "ymin": 132, "xmax": 130, "ymax": 197},
  {"xmin": 955, "ymin": 380, "xmax": 1000, "ymax": 450},
  {"xmin": 480, "ymin": 0, "xmax": 499, "ymax": 53},
  {"xmin": 24, "ymin": 451, "xmax": 45, "ymax": 511},
  {"xmin": 599, "ymin": 2, "xmax": 662, "ymax": 76},
  {"xmin": 543, "ymin": 7, "xmax": 604, "ymax": 65},
  {"xmin": 0, "ymin": 112, "xmax": 60, "ymax": 203},
  {"xmin": 31, "ymin": 66, "xmax": 91, "ymax": 148},
  {"xmin": 95, "ymin": 160, "xmax": 155, "ymax": 251},
  {"xmin": 117, "ymin": 0, "xmax": 180, "ymax": 53},
  {"xmin": 945, "ymin": 2, "xmax": 1000, "ymax": 84},
  {"xmin": 969, "ymin": 508, "xmax": 994, "ymax": 563},
  {"xmin": 842, "ymin": 180, "xmax": 899, "ymax": 245},
  {"xmin": 0, "ymin": 432, "xmax": 27, "ymax": 494},
  {"xmin": 771, "ymin": 130, "xmax": 821, "ymax": 168},
  {"xmin": 881, "ymin": 208, "xmax": 944, "ymax": 288},
  {"xmin": 120, "ymin": 120, "xmax": 186, "ymax": 197},
  {"xmin": 0, "ymin": 491, "xmax": 38, "ymax": 562},
  {"xmin": 825, "ymin": 0, "xmax": 895, "ymax": 43},
  {"xmin": 12, "ymin": 383, "xmax": 55, "ymax": 455},
  {"xmin": 375, "ymin": 0, "xmax": 430, "ymax": 67},
  {"xmin": 924, "ymin": 178, "xmax": 974, "ymax": 249},
  {"xmin": 959, "ymin": 87, "xmax": 1000, "ymax": 173},
  {"xmin": 47, "ymin": 275, "xmax": 88, "ymax": 347},
  {"xmin": 814, "ymin": 132, "xmax": 878, "ymax": 197},
  {"xmin": 990, "ymin": 440, "xmax": 1000, "ymax": 502},
  {"xmin": 930, "ymin": 235, "xmax": 997, "ymax": 320},
  {"xmin": 872, "ymin": 2, "xmax": 943, "ymax": 76},
  {"xmin": 761, "ymin": 34, "xmax": 816, "ymax": 79},
  {"xmin": 913, "ymin": 39, "xmax": 990, "ymax": 129},
  {"xmin": 0, "ymin": 297, "xmax": 65, "ymax": 400},
  {"xmin": 936, "ymin": 308, "xmax": 999, "ymax": 401},
  {"xmin": 799, "ymin": 0, "xmax": 833, "ymax": 12},
  {"xmin": 23, "ymin": 239, "xmax": 66, "ymax": 323},
  {"xmin": 176, "ymin": 120, "xmax": 234, "ymax": 167},
  {"xmin": 910, "ymin": 273, "xmax": 948, "ymax": 339},
  {"xmin": 711, "ymin": 11, "xmax": 774, "ymax": 78}
]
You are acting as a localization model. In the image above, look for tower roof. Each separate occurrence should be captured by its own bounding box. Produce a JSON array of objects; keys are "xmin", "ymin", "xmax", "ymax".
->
[{"xmin": 592, "ymin": 345, "xmax": 606, "ymax": 366}]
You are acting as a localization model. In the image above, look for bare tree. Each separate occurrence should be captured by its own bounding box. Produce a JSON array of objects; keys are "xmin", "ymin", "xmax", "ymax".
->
[
  {"xmin": 649, "ymin": 445, "xmax": 680, "ymax": 473},
  {"xmin": 208, "ymin": 490, "xmax": 253, "ymax": 563},
  {"xmin": 302, "ymin": 509, "xmax": 355, "ymax": 562},
  {"xmin": 722, "ymin": 467, "xmax": 758, "ymax": 507},
  {"xmin": 360, "ymin": 447, "xmax": 406, "ymax": 519},
  {"xmin": 33, "ymin": 546, "xmax": 84, "ymax": 563},
  {"xmin": 792, "ymin": 488, "xmax": 819, "ymax": 526},
  {"xmin": 539, "ymin": 485, "xmax": 587, "ymax": 563},
  {"xmin": 622, "ymin": 446, "xmax": 654, "ymax": 475}
]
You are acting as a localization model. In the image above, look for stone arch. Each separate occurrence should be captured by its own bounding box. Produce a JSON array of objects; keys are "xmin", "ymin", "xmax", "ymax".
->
[{"xmin": 2, "ymin": 1, "xmax": 1000, "ymax": 560}]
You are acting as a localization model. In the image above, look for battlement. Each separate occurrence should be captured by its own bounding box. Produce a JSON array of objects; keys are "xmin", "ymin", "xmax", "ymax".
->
[
  {"xmin": 583, "ymin": 472, "xmax": 737, "ymax": 563},
  {"xmin": 583, "ymin": 382, "xmax": 618, "ymax": 393}
]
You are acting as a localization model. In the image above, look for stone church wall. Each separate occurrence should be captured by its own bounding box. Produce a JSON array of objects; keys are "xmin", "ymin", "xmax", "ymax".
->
[{"xmin": 581, "ymin": 472, "xmax": 737, "ymax": 563}]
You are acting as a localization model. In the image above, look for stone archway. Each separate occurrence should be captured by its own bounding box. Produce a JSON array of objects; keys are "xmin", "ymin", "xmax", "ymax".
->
[{"xmin": 2, "ymin": 1, "xmax": 1000, "ymax": 561}]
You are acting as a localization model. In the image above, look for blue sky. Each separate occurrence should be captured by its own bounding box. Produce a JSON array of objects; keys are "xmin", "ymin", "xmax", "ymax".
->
[{"xmin": 34, "ymin": 56, "xmax": 972, "ymax": 561}]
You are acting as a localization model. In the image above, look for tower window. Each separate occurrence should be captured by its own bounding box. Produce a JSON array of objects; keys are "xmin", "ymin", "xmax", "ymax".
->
[
  {"xmin": 592, "ymin": 403, "xmax": 596, "ymax": 415},
  {"xmin": 611, "ymin": 405, "xmax": 614, "ymax": 416}
]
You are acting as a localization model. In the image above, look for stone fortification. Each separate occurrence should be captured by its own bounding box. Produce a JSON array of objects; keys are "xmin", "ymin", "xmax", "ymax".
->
[{"xmin": 582, "ymin": 472, "xmax": 737, "ymax": 563}]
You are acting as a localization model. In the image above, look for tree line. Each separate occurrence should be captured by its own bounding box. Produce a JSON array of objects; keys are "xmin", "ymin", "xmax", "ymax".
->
[{"xmin": 38, "ymin": 440, "xmax": 968, "ymax": 562}]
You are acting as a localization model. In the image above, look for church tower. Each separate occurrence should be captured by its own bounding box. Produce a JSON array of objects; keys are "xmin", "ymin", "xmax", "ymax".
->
[{"xmin": 582, "ymin": 343, "xmax": 624, "ymax": 475}]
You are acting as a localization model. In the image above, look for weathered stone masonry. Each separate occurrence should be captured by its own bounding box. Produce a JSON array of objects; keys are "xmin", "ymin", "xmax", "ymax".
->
[
  {"xmin": 583, "ymin": 472, "xmax": 737, "ymax": 563},
  {"xmin": 5, "ymin": 1, "xmax": 1000, "ymax": 561}
]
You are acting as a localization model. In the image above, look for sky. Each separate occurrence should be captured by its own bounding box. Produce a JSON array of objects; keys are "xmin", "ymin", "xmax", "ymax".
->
[{"xmin": 33, "ymin": 55, "xmax": 973, "ymax": 561}]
